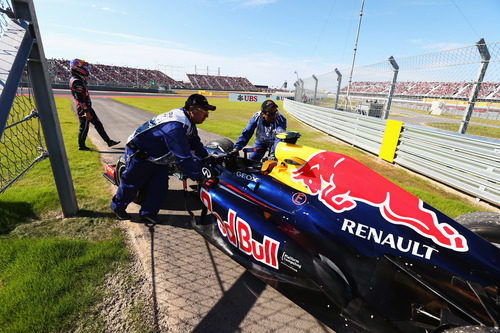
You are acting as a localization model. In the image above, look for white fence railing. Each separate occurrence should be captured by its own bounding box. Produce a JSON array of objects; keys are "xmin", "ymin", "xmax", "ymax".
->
[{"xmin": 284, "ymin": 99, "xmax": 500, "ymax": 206}]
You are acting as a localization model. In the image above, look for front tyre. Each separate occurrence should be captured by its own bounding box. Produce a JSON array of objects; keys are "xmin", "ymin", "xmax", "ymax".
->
[{"xmin": 455, "ymin": 211, "xmax": 500, "ymax": 246}]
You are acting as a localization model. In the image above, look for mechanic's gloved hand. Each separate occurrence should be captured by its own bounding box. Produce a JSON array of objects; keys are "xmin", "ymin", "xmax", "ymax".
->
[
  {"xmin": 84, "ymin": 111, "xmax": 93, "ymax": 121},
  {"xmin": 228, "ymin": 148, "xmax": 240, "ymax": 157}
]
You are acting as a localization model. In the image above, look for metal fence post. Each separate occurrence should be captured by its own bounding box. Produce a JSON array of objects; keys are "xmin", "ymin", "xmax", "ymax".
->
[
  {"xmin": 299, "ymin": 79, "xmax": 304, "ymax": 103},
  {"xmin": 334, "ymin": 68, "xmax": 342, "ymax": 110},
  {"xmin": 384, "ymin": 56, "xmax": 399, "ymax": 119},
  {"xmin": 459, "ymin": 38, "xmax": 490, "ymax": 134},
  {"xmin": 12, "ymin": 0, "xmax": 78, "ymax": 216},
  {"xmin": 312, "ymin": 74, "xmax": 318, "ymax": 105}
]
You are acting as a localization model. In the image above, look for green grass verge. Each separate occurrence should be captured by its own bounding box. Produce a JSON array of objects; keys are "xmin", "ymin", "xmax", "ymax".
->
[
  {"xmin": 113, "ymin": 96, "xmax": 491, "ymax": 218},
  {"xmin": 0, "ymin": 97, "xmax": 131, "ymax": 332},
  {"xmin": 0, "ymin": 232, "xmax": 127, "ymax": 332},
  {"xmin": 425, "ymin": 122, "xmax": 500, "ymax": 139}
]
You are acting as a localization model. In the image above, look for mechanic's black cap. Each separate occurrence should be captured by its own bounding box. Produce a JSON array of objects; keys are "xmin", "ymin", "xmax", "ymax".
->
[
  {"xmin": 185, "ymin": 93, "xmax": 216, "ymax": 111},
  {"xmin": 261, "ymin": 99, "xmax": 278, "ymax": 113}
]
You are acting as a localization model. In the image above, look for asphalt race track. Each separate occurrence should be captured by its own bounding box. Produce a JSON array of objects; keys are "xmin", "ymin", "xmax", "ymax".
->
[{"xmin": 70, "ymin": 91, "xmax": 363, "ymax": 333}]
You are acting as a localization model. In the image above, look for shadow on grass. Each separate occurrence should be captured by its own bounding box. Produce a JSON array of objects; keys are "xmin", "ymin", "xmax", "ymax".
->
[
  {"xmin": 0, "ymin": 201, "xmax": 37, "ymax": 234},
  {"xmin": 76, "ymin": 209, "xmax": 119, "ymax": 219}
]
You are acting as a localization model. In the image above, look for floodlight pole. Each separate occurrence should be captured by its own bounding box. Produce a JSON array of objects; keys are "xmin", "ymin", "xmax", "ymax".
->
[
  {"xmin": 346, "ymin": 0, "xmax": 365, "ymax": 110},
  {"xmin": 334, "ymin": 68, "xmax": 342, "ymax": 110}
]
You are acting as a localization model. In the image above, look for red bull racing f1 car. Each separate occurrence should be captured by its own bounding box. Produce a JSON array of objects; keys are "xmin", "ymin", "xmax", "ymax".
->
[{"xmin": 104, "ymin": 132, "xmax": 500, "ymax": 332}]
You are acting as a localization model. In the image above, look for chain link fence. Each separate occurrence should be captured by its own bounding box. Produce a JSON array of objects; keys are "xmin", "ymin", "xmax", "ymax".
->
[
  {"xmin": 0, "ymin": 0, "xmax": 48, "ymax": 194},
  {"xmin": 297, "ymin": 40, "xmax": 500, "ymax": 140}
]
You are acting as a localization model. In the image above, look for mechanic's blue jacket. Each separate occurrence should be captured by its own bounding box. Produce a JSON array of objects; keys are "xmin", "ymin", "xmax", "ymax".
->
[
  {"xmin": 126, "ymin": 108, "xmax": 208, "ymax": 180},
  {"xmin": 233, "ymin": 111, "xmax": 287, "ymax": 156}
]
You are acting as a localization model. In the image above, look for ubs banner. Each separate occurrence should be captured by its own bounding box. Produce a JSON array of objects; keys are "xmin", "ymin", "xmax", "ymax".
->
[{"xmin": 228, "ymin": 93, "xmax": 283, "ymax": 103}]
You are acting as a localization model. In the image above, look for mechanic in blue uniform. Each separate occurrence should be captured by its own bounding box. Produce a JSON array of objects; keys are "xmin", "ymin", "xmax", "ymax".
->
[
  {"xmin": 231, "ymin": 99, "xmax": 286, "ymax": 161},
  {"xmin": 69, "ymin": 58, "xmax": 120, "ymax": 151},
  {"xmin": 110, "ymin": 94, "xmax": 216, "ymax": 223}
]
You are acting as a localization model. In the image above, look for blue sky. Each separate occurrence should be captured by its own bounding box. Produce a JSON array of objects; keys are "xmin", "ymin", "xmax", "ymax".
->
[{"xmin": 34, "ymin": 0, "xmax": 499, "ymax": 88}]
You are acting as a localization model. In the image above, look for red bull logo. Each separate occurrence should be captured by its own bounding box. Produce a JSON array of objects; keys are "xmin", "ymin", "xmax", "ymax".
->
[
  {"xmin": 200, "ymin": 188, "xmax": 280, "ymax": 269},
  {"xmin": 291, "ymin": 151, "xmax": 468, "ymax": 252}
]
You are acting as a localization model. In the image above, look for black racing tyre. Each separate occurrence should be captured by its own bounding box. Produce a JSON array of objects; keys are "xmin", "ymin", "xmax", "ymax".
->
[
  {"xmin": 115, "ymin": 155, "xmax": 127, "ymax": 185},
  {"xmin": 206, "ymin": 138, "xmax": 234, "ymax": 153},
  {"xmin": 114, "ymin": 154, "xmax": 148, "ymax": 205},
  {"xmin": 442, "ymin": 325, "xmax": 500, "ymax": 333},
  {"xmin": 455, "ymin": 212, "xmax": 500, "ymax": 246}
]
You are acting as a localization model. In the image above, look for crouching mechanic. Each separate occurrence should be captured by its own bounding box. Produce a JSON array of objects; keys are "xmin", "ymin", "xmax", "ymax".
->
[
  {"xmin": 231, "ymin": 100, "xmax": 286, "ymax": 161},
  {"xmin": 110, "ymin": 94, "xmax": 216, "ymax": 224},
  {"xmin": 69, "ymin": 58, "xmax": 120, "ymax": 150}
]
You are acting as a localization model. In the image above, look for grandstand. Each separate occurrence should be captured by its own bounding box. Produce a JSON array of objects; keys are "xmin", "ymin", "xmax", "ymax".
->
[
  {"xmin": 47, "ymin": 58, "xmax": 259, "ymax": 91},
  {"xmin": 342, "ymin": 81, "xmax": 500, "ymax": 100},
  {"xmin": 187, "ymin": 73, "xmax": 256, "ymax": 91}
]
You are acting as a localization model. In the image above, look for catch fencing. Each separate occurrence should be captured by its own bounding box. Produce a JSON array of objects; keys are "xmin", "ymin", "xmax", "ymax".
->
[{"xmin": 298, "ymin": 39, "xmax": 500, "ymax": 141}]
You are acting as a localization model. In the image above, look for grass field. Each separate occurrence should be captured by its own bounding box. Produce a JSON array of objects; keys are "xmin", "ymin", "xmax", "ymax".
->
[
  {"xmin": 0, "ymin": 98, "xmax": 145, "ymax": 332},
  {"xmin": 0, "ymin": 94, "xmax": 495, "ymax": 332}
]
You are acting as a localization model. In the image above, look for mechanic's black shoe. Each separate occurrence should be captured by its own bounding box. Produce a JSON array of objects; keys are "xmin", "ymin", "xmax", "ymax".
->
[
  {"xmin": 78, "ymin": 146, "xmax": 91, "ymax": 151},
  {"xmin": 107, "ymin": 140, "xmax": 120, "ymax": 147},
  {"xmin": 112, "ymin": 208, "xmax": 131, "ymax": 220},
  {"xmin": 141, "ymin": 214, "xmax": 158, "ymax": 225}
]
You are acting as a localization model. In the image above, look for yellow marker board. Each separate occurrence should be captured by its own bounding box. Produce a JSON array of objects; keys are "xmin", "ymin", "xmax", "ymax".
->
[{"xmin": 379, "ymin": 119, "xmax": 403, "ymax": 163}]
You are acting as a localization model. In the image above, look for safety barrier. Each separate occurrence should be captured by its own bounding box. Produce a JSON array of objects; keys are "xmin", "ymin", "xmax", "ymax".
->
[{"xmin": 284, "ymin": 99, "xmax": 500, "ymax": 206}]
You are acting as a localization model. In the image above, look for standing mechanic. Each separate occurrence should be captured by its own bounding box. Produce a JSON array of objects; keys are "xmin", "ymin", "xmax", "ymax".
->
[
  {"xmin": 69, "ymin": 58, "xmax": 120, "ymax": 151},
  {"xmin": 231, "ymin": 99, "xmax": 286, "ymax": 161},
  {"xmin": 110, "ymin": 94, "xmax": 216, "ymax": 224}
]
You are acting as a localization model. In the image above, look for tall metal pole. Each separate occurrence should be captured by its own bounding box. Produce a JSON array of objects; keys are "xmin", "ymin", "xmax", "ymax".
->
[{"xmin": 346, "ymin": 0, "xmax": 365, "ymax": 110}]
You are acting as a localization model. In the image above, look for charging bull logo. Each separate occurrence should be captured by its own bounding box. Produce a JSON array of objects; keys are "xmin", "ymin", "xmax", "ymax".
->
[{"xmin": 291, "ymin": 151, "xmax": 468, "ymax": 252}]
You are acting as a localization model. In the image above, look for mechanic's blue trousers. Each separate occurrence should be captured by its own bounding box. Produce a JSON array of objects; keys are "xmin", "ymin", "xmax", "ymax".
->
[
  {"xmin": 110, "ymin": 148, "xmax": 169, "ymax": 217},
  {"xmin": 249, "ymin": 141, "xmax": 271, "ymax": 161}
]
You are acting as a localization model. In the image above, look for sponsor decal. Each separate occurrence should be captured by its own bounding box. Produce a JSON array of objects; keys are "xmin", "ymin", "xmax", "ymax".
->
[
  {"xmin": 292, "ymin": 192, "xmax": 307, "ymax": 205},
  {"xmin": 106, "ymin": 164, "xmax": 114, "ymax": 176},
  {"xmin": 236, "ymin": 171, "xmax": 259, "ymax": 182},
  {"xmin": 342, "ymin": 219, "xmax": 439, "ymax": 260},
  {"xmin": 281, "ymin": 252, "xmax": 302, "ymax": 272},
  {"xmin": 202, "ymin": 167, "xmax": 212, "ymax": 178},
  {"xmin": 200, "ymin": 188, "xmax": 280, "ymax": 269},
  {"xmin": 228, "ymin": 93, "xmax": 281, "ymax": 103},
  {"xmin": 291, "ymin": 151, "xmax": 468, "ymax": 252}
]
